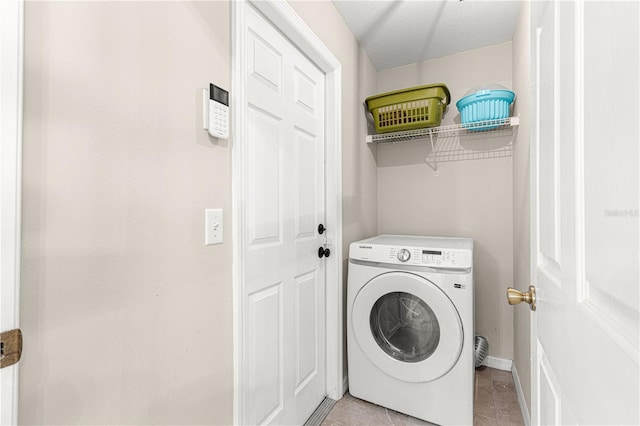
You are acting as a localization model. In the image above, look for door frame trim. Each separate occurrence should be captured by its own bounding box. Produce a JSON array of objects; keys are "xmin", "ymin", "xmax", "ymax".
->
[
  {"xmin": 529, "ymin": 5, "xmax": 540, "ymax": 421},
  {"xmin": 0, "ymin": 0, "xmax": 24, "ymax": 424},
  {"xmin": 231, "ymin": 1, "xmax": 343, "ymax": 424}
]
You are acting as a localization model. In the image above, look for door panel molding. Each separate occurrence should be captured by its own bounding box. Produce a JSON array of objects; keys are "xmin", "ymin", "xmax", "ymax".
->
[
  {"xmin": 248, "ymin": 283, "xmax": 284, "ymax": 425},
  {"xmin": 574, "ymin": 0, "xmax": 586, "ymax": 304},
  {"xmin": 247, "ymin": 29, "xmax": 283, "ymax": 94},
  {"xmin": 575, "ymin": 0, "xmax": 639, "ymax": 364},
  {"xmin": 537, "ymin": 342, "xmax": 561, "ymax": 425},
  {"xmin": 534, "ymin": 2, "xmax": 562, "ymax": 289},
  {"xmin": 246, "ymin": 103, "xmax": 284, "ymax": 249},
  {"xmin": 294, "ymin": 270, "xmax": 319, "ymax": 394},
  {"xmin": 580, "ymin": 291, "xmax": 639, "ymax": 363}
]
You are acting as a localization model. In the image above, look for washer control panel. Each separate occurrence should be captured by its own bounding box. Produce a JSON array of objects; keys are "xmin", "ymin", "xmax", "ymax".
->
[
  {"xmin": 349, "ymin": 236, "xmax": 473, "ymax": 269},
  {"xmin": 387, "ymin": 247, "xmax": 468, "ymax": 267}
]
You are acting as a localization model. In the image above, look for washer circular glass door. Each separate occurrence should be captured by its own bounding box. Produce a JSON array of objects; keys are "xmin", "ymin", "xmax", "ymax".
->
[{"xmin": 352, "ymin": 271, "xmax": 463, "ymax": 383}]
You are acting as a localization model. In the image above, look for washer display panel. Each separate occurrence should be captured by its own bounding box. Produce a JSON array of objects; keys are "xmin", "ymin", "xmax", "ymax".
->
[
  {"xmin": 352, "ymin": 271, "xmax": 463, "ymax": 383},
  {"xmin": 370, "ymin": 292, "xmax": 440, "ymax": 363}
]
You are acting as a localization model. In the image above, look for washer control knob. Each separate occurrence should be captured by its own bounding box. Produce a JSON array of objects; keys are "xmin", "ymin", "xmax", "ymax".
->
[{"xmin": 397, "ymin": 248, "xmax": 411, "ymax": 262}]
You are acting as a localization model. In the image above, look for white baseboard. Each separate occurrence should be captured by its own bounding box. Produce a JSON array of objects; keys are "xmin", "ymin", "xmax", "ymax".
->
[
  {"xmin": 511, "ymin": 363, "xmax": 531, "ymax": 426},
  {"xmin": 481, "ymin": 355, "xmax": 513, "ymax": 371},
  {"xmin": 482, "ymin": 356, "xmax": 530, "ymax": 425}
]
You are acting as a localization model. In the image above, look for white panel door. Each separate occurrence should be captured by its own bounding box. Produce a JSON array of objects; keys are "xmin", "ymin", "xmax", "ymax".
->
[
  {"xmin": 242, "ymin": 4, "xmax": 326, "ymax": 425},
  {"xmin": 530, "ymin": 1, "xmax": 639, "ymax": 424}
]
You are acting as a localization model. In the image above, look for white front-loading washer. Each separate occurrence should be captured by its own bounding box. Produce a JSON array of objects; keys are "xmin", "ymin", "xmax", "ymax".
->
[{"xmin": 347, "ymin": 234, "xmax": 474, "ymax": 425}]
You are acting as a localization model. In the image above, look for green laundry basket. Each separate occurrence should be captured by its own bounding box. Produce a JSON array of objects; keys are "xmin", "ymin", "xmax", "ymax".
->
[{"xmin": 366, "ymin": 84, "xmax": 451, "ymax": 133}]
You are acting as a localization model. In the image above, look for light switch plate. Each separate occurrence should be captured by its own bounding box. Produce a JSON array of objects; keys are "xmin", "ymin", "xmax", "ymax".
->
[{"xmin": 205, "ymin": 209, "xmax": 223, "ymax": 245}]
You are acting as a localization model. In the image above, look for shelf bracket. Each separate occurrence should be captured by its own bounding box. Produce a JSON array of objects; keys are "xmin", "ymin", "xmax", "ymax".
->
[{"xmin": 425, "ymin": 132, "xmax": 438, "ymax": 176}]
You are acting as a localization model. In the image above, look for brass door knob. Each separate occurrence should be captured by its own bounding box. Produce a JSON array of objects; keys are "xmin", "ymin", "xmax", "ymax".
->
[
  {"xmin": 0, "ymin": 329, "xmax": 22, "ymax": 369},
  {"xmin": 506, "ymin": 286, "xmax": 536, "ymax": 311}
]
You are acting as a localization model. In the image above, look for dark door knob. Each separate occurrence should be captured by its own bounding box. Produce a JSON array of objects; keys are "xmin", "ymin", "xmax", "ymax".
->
[
  {"xmin": 318, "ymin": 247, "xmax": 330, "ymax": 258},
  {"xmin": 318, "ymin": 224, "xmax": 326, "ymax": 234}
]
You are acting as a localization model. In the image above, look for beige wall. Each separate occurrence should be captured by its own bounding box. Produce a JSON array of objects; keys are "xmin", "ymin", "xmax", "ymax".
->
[
  {"xmin": 375, "ymin": 43, "xmax": 515, "ymax": 359},
  {"xmin": 20, "ymin": 1, "xmax": 376, "ymax": 424},
  {"xmin": 512, "ymin": 0, "xmax": 532, "ymax": 412},
  {"xmin": 21, "ymin": 2, "xmax": 233, "ymax": 424}
]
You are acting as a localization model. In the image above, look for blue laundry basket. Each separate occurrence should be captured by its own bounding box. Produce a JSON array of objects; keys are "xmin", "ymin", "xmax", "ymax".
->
[{"xmin": 456, "ymin": 85, "xmax": 515, "ymax": 130}]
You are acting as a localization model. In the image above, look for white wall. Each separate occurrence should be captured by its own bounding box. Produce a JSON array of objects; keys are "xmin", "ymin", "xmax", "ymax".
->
[
  {"xmin": 20, "ymin": 1, "xmax": 377, "ymax": 423},
  {"xmin": 375, "ymin": 43, "xmax": 515, "ymax": 360}
]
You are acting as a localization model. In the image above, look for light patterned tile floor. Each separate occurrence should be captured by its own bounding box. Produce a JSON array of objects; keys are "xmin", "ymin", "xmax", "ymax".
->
[{"xmin": 322, "ymin": 367, "xmax": 524, "ymax": 426}]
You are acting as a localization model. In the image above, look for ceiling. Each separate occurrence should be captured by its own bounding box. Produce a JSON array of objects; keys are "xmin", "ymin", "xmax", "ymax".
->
[{"xmin": 332, "ymin": 0, "xmax": 522, "ymax": 70}]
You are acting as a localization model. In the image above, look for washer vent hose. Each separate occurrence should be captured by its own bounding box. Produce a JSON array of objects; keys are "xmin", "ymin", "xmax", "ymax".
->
[{"xmin": 474, "ymin": 335, "xmax": 489, "ymax": 368}]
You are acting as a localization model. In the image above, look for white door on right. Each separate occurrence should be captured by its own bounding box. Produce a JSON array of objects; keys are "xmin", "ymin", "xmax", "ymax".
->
[{"xmin": 531, "ymin": 1, "xmax": 639, "ymax": 424}]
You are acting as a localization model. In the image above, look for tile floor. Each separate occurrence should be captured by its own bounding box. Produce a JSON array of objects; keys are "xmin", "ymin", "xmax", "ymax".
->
[{"xmin": 321, "ymin": 367, "xmax": 524, "ymax": 426}]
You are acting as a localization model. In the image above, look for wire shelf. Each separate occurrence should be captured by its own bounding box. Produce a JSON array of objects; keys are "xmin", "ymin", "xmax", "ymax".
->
[{"xmin": 366, "ymin": 116, "xmax": 519, "ymax": 174}]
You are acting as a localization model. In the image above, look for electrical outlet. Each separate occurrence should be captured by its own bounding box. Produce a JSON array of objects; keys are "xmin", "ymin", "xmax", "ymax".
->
[{"xmin": 205, "ymin": 209, "xmax": 223, "ymax": 245}]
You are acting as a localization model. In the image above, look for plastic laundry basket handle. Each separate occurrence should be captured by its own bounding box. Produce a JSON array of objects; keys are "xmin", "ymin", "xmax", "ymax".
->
[{"xmin": 442, "ymin": 85, "xmax": 451, "ymax": 105}]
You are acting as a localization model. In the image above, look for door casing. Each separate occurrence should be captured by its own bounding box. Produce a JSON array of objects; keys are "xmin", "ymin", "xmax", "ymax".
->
[
  {"xmin": 231, "ymin": 0, "xmax": 344, "ymax": 424},
  {"xmin": 0, "ymin": 0, "xmax": 24, "ymax": 424}
]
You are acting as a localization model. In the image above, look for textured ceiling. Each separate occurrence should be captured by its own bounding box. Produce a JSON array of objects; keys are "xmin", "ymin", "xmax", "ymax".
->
[{"xmin": 332, "ymin": 0, "xmax": 522, "ymax": 70}]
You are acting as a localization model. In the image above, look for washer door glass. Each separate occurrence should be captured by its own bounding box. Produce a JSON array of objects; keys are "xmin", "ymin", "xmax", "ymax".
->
[
  {"xmin": 351, "ymin": 271, "xmax": 463, "ymax": 382},
  {"xmin": 370, "ymin": 292, "xmax": 440, "ymax": 363}
]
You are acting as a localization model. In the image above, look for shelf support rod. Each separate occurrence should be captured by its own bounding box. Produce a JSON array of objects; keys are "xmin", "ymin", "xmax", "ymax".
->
[{"xmin": 425, "ymin": 131, "xmax": 438, "ymax": 176}]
